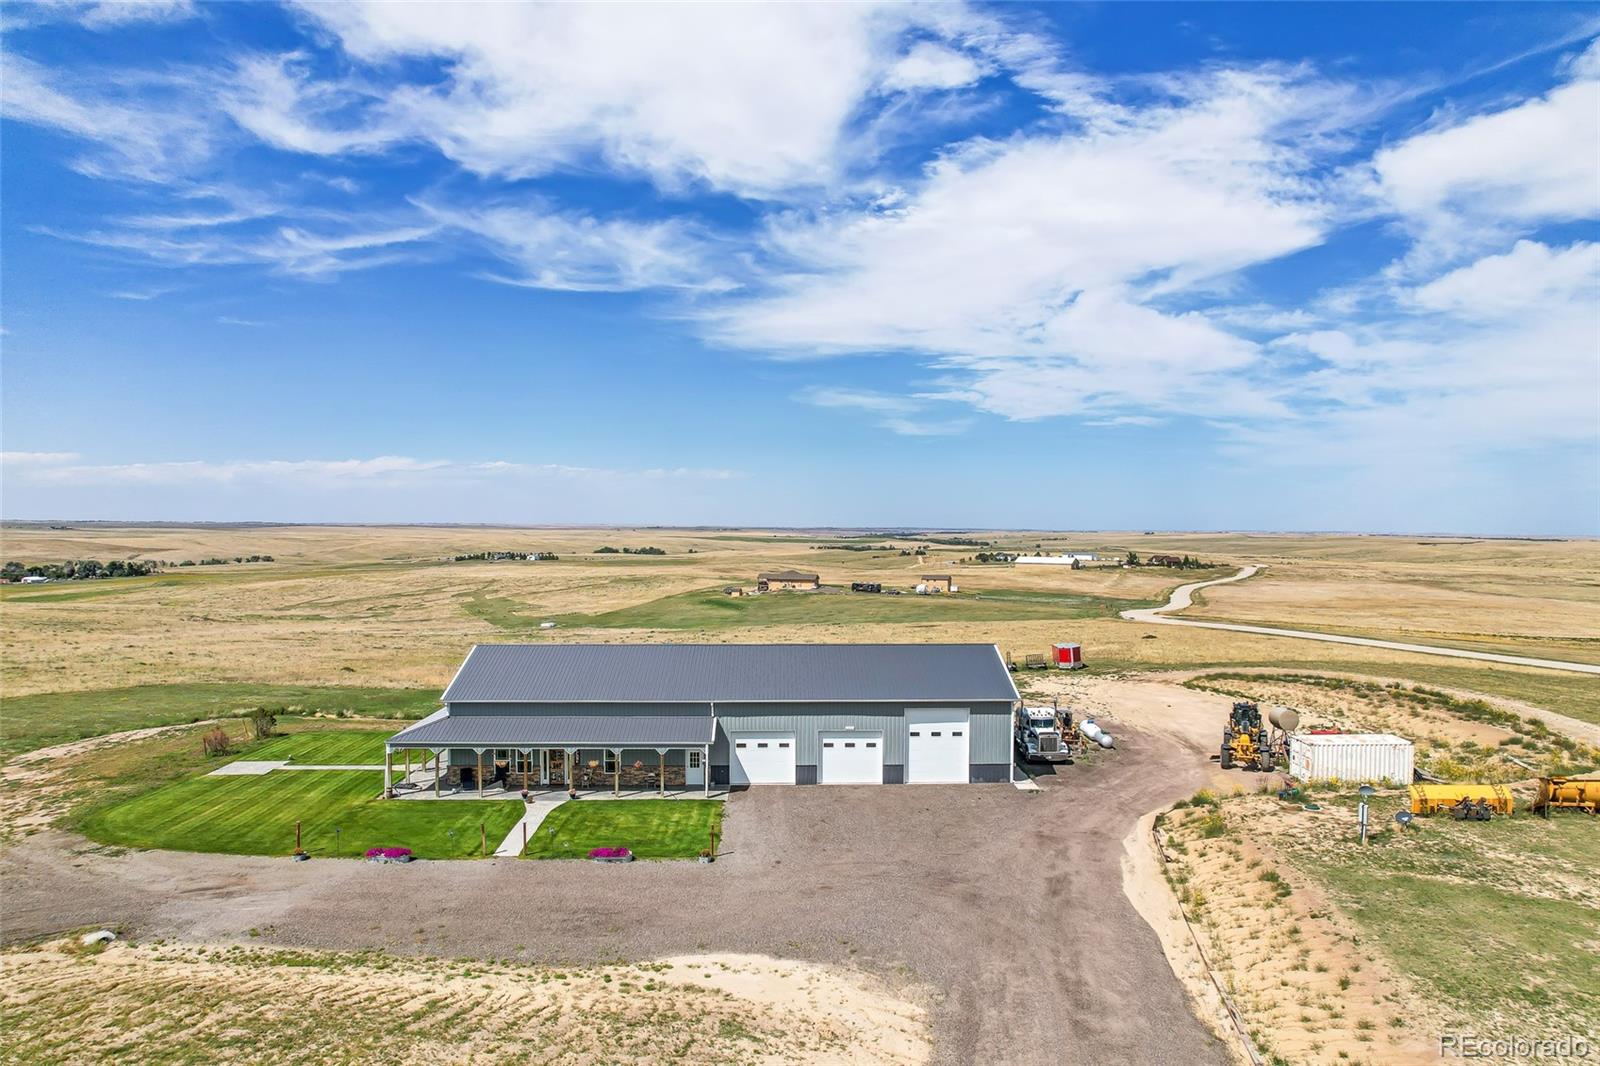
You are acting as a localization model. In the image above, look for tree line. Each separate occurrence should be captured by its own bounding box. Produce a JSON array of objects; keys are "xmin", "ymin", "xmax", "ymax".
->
[
  {"xmin": 452, "ymin": 551, "xmax": 560, "ymax": 562},
  {"xmin": 594, "ymin": 546, "xmax": 667, "ymax": 555},
  {"xmin": 2, "ymin": 555, "xmax": 274, "ymax": 581}
]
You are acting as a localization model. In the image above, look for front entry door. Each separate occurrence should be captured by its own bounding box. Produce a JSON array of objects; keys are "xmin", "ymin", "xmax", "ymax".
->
[{"xmin": 685, "ymin": 749, "xmax": 704, "ymax": 786}]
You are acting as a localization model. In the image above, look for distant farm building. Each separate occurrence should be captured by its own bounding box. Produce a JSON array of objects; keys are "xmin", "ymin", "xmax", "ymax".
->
[
  {"xmin": 722, "ymin": 586, "xmax": 745, "ymax": 597},
  {"xmin": 757, "ymin": 570, "xmax": 820, "ymax": 592},
  {"xmin": 1015, "ymin": 553, "xmax": 1096, "ymax": 567},
  {"xmin": 919, "ymin": 575, "xmax": 956, "ymax": 593},
  {"xmin": 1146, "ymin": 555, "xmax": 1183, "ymax": 566}
]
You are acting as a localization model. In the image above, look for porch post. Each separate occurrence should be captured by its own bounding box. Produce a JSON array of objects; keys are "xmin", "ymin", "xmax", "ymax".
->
[
  {"xmin": 612, "ymin": 748, "xmax": 621, "ymax": 796},
  {"xmin": 475, "ymin": 749, "xmax": 484, "ymax": 797},
  {"xmin": 564, "ymin": 748, "xmax": 577, "ymax": 791},
  {"xmin": 704, "ymin": 744, "xmax": 710, "ymax": 798},
  {"xmin": 385, "ymin": 746, "xmax": 393, "ymax": 797},
  {"xmin": 404, "ymin": 748, "xmax": 411, "ymax": 783},
  {"xmin": 521, "ymin": 748, "xmax": 529, "ymax": 793},
  {"xmin": 657, "ymin": 748, "xmax": 666, "ymax": 797},
  {"xmin": 434, "ymin": 749, "xmax": 442, "ymax": 796}
]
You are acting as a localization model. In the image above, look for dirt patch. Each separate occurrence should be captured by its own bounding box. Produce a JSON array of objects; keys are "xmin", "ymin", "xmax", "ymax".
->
[{"xmin": 0, "ymin": 938, "xmax": 929, "ymax": 1064}]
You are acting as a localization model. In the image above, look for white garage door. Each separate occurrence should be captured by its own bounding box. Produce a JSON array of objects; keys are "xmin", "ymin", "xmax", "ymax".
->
[
  {"xmin": 728, "ymin": 733, "xmax": 796, "ymax": 785},
  {"xmin": 819, "ymin": 731, "xmax": 883, "ymax": 784},
  {"xmin": 906, "ymin": 708, "xmax": 970, "ymax": 783}
]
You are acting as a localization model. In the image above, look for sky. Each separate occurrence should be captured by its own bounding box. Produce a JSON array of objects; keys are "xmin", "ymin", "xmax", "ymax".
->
[{"xmin": 1, "ymin": 1, "xmax": 1597, "ymax": 534}]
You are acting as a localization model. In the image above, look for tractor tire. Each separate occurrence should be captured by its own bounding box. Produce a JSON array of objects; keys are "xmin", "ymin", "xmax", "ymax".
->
[{"xmin": 1220, "ymin": 744, "xmax": 1233, "ymax": 770}]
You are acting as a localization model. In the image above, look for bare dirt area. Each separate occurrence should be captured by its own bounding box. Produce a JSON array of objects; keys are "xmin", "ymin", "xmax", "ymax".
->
[
  {"xmin": 0, "ymin": 721, "xmax": 1227, "ymax": 1066},
  {"xmin": 1, "ymin": 940, "xmax": 928, "ymax": 1065}
]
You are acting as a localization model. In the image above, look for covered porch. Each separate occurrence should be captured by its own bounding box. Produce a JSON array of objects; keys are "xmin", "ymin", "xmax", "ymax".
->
[{"xmin": 384, "ymin": 711, "xmax": 717, "ymax": 800}]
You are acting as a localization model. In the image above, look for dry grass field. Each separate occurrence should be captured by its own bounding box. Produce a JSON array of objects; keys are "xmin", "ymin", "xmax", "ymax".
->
[{"xmin": 3, "ymin": 524, "xmax": 1594, "ymax": 741}]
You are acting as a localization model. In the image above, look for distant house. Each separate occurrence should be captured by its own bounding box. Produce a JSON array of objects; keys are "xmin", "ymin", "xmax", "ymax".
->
[
  {"xmin": 1147, "ymin": 555, "xmax": 1182, "ymax": 567},
  {"xmin": 920, "ymin": 574, "xmax": 955, "ymax": 593},
  {"xmin": 757, "ymin": 570, "xmax": 820, "ymax": 592},
  {"xmin": 1015, "ymin": 553, "xmax": 1094, "ymax": 566},
  {"xmin": 722, "ymin": 586, "xmax": 745, "ymax": 597},
  {"xmin": 19, "ymin": 575, "xmax": 48, "ymax": 584}
]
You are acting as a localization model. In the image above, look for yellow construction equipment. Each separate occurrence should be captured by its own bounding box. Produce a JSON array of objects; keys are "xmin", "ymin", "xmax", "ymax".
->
[
  {"xmin": 1531, "ymin": 777, "xmax": 1600, "ymax": 817},
  {"xmin": 1221, "ymin": 701, "xmax": 1272, "ymax": 772},
  {"xmin": 1409, "ymin": 784, "xmax": 1515, "ymax": 819}
]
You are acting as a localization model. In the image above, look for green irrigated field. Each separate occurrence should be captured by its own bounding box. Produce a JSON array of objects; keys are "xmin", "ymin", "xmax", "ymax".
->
[
  {"xmin": 467, "ymin": 585, "xmax": 1157, "ymax": 633},
  {"xmin": 80, "ymin": 769, "xmax": 522, "ymax": 859},
  {"xmin": 521, "ymin": 799, "xmax": 723, "ymax": 860},
  {"xmin": 0, "ymin": 684, "xmax": 438, "ymax": 755},
  {"xmin": 249, "ymin": 731, "xmax": 391, "ymax": 765}
]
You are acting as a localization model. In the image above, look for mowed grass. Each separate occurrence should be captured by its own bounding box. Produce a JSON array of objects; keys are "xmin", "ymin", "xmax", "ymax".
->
[
  {"xmin": 521, "ymin": 800, "xmax": 723, "ymax": 859},
  {"xmin": 469, "ymin": 585, "xmax": 1156, "ymax": 632},
  {"xmin": 80, "ymin": 770, "xmax": 522, "ymax": 859},
  {"xmin": 249, "ymin": 731, "xmax": 390, "ymax": 764},
  {"xmin": 0, "ymin": 684, "xmax": 439, "ymax": 755}
]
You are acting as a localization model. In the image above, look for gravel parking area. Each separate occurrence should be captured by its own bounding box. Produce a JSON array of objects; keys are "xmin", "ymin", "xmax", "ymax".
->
[{"xmin": 1, "ymin": 724, "xmax": 1226, "ymax": 1066}]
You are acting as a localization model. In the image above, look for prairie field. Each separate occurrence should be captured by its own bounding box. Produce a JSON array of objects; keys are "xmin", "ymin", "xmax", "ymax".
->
[{"xmin": 2, "ymin": 524, "xmax": 1597, "ymax": 741}]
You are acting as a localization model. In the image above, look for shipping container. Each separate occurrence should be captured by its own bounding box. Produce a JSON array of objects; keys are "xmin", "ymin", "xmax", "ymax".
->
[
  {"xmin": 1288, "ymin": 733, "xmax": 1413, "ymax": 785},
  {"xmin": 1052, "ymin": 643, "xmax": 1084, "ymax": 669}
]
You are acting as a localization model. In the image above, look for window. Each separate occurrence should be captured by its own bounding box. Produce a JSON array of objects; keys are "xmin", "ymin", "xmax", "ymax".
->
[
  {"xmin": 602, "ymin": 751, "xmax": 618, "ymax": 774},
  {"xmin": 910, "ymin": 731, "xmax": 921, "ymax": 737},
  {"xmin": 779, "ymin": 742, "xmax": 790, "ymax": 748},
  {"xmin": 866, "ymin": 742, "xmax": 877, "ymax": 748},
  {"xmin": 688, "ymin": 750, "xmax": 702, "ymax": 768},
  {"xmin": 757, "ymin": 742, "xmax": 769, "ymax": 749},
  {"xmin": 736, "ymin": 742, "xmax": 747, "ymax": 749},
  {"xmin": 823, "ymin": 742, "xmax": 834, "ymax": 748},
  {"xmin": 931, "ymin": 731, "xmax": 942, "ymax": 737},
  {"xmin": 952, "ymin": 731, "xmax": 963, "ymax": 738}
]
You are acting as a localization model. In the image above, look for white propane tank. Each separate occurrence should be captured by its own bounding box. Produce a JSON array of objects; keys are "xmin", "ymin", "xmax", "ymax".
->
[
  {"xmin": 1268, "ymin": 706, "xmax": 1300, "ymax": 732},
  {"xmin": 1079, "ymin": 719, "xmax": 1115, "ymax": 749}
]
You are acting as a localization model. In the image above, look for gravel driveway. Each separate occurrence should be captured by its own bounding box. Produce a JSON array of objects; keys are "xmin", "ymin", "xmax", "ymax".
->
[{"xmin": 2, "ymin": 725, "xmax": 1227, "ymax": 1066}]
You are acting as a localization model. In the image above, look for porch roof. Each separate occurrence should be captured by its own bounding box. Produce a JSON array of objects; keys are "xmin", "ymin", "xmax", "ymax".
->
[{"xmin": 388, "ymin": 713, "xmax": 715, "ymax": 749}]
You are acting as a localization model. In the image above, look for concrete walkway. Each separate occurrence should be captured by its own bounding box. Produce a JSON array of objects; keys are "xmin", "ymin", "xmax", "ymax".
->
[
  {"xmin": 1123, "ymin": 565, "xmax": 1600, "ymax": 676},
  {"xmin": 493, "ymin": 797, "xmax": 567, "ymax": 857},
  {"xmin": 208, "ymin": 761, "xmax": 384, "ymax": 777}
]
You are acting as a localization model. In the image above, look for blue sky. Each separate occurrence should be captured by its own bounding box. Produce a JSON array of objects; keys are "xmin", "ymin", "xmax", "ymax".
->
[{"xmin": 2, "ymin": 1, "xmax": 1597, "ymax": 534}]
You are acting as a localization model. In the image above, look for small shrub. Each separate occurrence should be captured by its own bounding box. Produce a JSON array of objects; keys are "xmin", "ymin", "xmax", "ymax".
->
[
  {"xmin": 248, "ymin": 707, "xmax": 278, "ymax": 740},
  {"xmin": 201, "ymin": 729, "xmax": 233, "ymax": 757},
  {"xmin": 1197, "ymin": 813, "xmax": 1227, "ymax": 839}
]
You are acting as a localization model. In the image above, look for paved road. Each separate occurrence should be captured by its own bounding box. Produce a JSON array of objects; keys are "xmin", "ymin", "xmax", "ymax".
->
[
  {"xmin": 1123, "ymin": 565, "xmax": 1600, "ymax": 676},
  {"xmin": 0, "ymin": 727, "xmax": 1228, "ymax": 1066}
]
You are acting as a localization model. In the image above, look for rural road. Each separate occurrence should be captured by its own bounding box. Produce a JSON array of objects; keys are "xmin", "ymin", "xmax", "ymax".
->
[
  {"xmin": 1, "ymin": 724, "xmax": 1228, "ymax": 1066},
  {"xmin": 1123, "ymin": 565, "xmax": 1600, "ymax": 676}
]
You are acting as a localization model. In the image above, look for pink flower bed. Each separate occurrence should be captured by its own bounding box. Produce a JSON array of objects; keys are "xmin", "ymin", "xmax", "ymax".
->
[
  {"xmin": 365, "ymin": 847, "xmax": 413, "ymax": 860},
  {"xmin": 588, "ymin": 847, "xmax": 632, "ymax": 859}
]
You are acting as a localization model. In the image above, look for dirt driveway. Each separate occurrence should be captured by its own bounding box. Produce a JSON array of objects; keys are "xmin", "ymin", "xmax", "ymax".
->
[{"xmin": 1, "ymin": 724, "xmax": 1227, "ymax": 1066}]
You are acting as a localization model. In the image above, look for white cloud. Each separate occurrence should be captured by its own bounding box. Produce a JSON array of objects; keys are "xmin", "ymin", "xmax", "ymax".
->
[
  {"xmin": 421, "ymin": 200, "xmax": 733, "ymax": 293},
  {"xmin": 8, "ymin": 0, "xmax": 196, "ymax": 30},
  {"xmin": 0, "ymin": 55, "xmax": 215, "ymax": 181},
  {"xmin": 710, "ymin": 68, "xmax": 1329, "ymax": 425},
  {"xmin": 273, "ymin": 2, "xmax": 955, "ymax": 197},
  {"xmin": 1409, "ymin": 240, "xmax": 1600, "ymax": 320},
  {"xmin": 0, "ymin": 451, "xmax": 82, "ymax": 466},
  {"xmin": 797, "ymin": 386, "xmax": 971, "ymax": 436},
  {"xmin": 882, "ymin": 42, "xmax": 985, "ymax": 92},
  {"xmin": 216, "ymin": 316, "xmax": 271, "ymax": 328},
  {"xmin": 2, "ymin": 454, "xmax": 741, "ymax": 487},
  {"xmin": 1370, "ymin": 56, "xmax": 1600, "ymax": 260}
]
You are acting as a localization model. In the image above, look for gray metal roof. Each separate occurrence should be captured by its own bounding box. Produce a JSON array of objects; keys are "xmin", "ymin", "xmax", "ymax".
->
[
  {"xmin": 389, "ymin": 713, "xmax": 715, "ymax": 748},
  {"xmin": 441, "ymin": 643, "xmax": 1018, "ymax": 704}
]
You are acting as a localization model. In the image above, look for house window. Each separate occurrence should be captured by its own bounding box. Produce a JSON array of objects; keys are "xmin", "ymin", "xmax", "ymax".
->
[
  {"xmin": 602, "ymin": 751, "xmax": 618, "ymax": 774},
  {"xmin": 688, "ymin": 750, "xmax": 702, "ymax": 768},
  {"xmin": 823, "ymin": 742, "xmax": 835, "ymax": 748}
]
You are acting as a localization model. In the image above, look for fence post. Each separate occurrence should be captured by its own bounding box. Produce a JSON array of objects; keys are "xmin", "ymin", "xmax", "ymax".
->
[{"xmin": 480, "ymin": 821, "xmax": 487, "ymax": 858}]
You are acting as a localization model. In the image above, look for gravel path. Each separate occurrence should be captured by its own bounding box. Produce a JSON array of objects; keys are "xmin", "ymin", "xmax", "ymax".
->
[
  {"xmin": 1125, "ymin": 565, "xmax": 1600, "ymax": 675},
  {"xmin": 1, "ymin": 726, "xmax": 1226, "ymax": 1066}
]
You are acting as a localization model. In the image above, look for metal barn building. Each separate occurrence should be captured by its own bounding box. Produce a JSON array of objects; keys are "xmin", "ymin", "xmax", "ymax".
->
[{"xmin": 387, "ymin": 643, "xmax": 1020, "ymax": 792}]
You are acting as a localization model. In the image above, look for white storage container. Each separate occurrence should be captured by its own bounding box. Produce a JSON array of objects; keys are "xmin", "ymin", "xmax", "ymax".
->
[{"xmin": 1288, "ymin": 734, "xmax": 1414, "ymax": 785}]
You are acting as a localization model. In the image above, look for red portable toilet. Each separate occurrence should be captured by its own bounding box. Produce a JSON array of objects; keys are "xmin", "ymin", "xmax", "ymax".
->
[{"xmin": 1053, "ymin": 643, "xmax": 1084, "ymax": 669}]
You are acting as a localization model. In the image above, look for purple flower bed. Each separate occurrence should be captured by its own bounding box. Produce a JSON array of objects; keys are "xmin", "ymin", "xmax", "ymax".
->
[
  {"xmin": 588, "ymin": 847, "xmax": 633, "ymax": 862},
  {"xmin": 365, "ymin": 847, "xmax": 413, "ymax": 861}
]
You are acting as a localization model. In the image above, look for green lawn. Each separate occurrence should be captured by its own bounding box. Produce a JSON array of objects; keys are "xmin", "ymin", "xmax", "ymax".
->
[
  {"xmin": 79, "ymin": 770, "xmax": 522, "ymax": 859},
  {"xmin": 0, "ymin": 684, "xmax": 439, "ymax": 755},
  {"xmin": 521, "ymin": 800, "xmax": 723, "ymax": 860},
  {"xmin": 468, "ymin": 585, "xmax": 1157, "ymax": 632},
  {"xmin": 249, "ymin": 731, "xmax": 390, "ymax": 765}
]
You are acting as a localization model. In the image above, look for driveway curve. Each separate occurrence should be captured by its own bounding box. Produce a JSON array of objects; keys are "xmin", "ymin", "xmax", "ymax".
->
[{"xmin": 1123, "ymin": 566, "xmax": 1600, "ymax": 676}]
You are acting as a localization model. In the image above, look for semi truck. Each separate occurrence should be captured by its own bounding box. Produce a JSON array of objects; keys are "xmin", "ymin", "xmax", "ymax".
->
[{"xmin": 1015, "ymin": 706, "xmax": 1072, "ymax": 763}]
